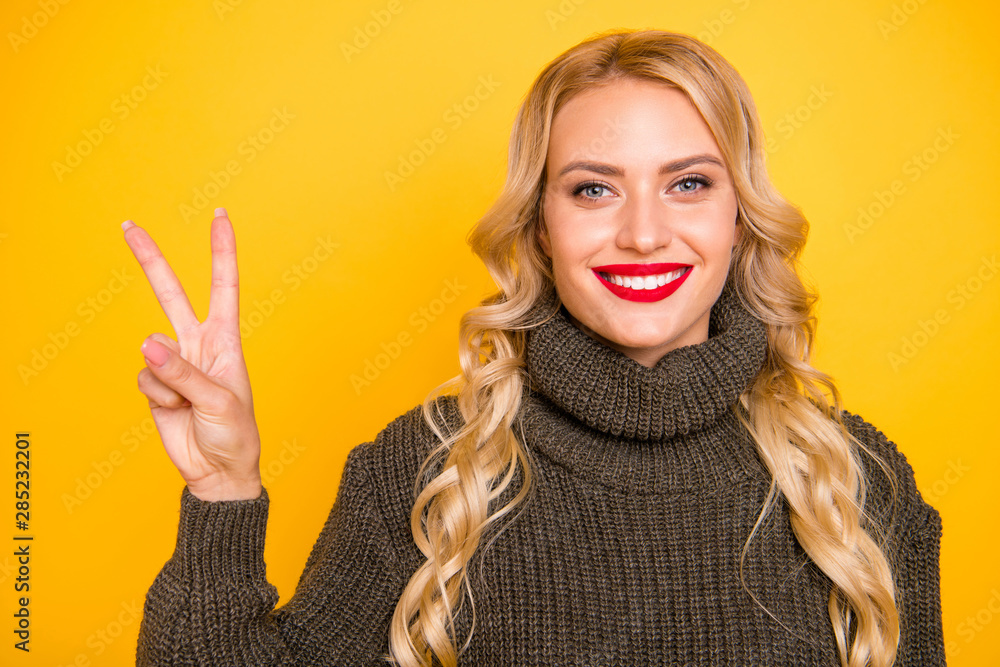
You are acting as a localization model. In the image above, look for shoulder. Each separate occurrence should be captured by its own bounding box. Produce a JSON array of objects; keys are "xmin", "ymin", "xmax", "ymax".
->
[
  {"xmin": 338, "ymin": 395, "xmax": 464, "ymax": 558},
  {"xmin": 346, "ymin": 394, "xmax": 463, "ymax": 481},
  {"xmin": 838, "ymin": 408, "xmax": 941, "ymax": 533}
]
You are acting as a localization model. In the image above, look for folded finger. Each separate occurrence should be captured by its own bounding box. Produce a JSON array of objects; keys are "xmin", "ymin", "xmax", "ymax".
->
[
  {"xmin": 137, "ymin": 367, "xmax": 191, "ymax": 409},
  {"xmin": 140, "ymin": 336, "xmax": 223, "ymax": 408}
]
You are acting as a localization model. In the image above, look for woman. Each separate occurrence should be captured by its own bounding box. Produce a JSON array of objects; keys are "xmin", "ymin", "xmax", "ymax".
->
[{"xmin": 126, "ymin": 29, "xmax": 944, "ymax": 666}]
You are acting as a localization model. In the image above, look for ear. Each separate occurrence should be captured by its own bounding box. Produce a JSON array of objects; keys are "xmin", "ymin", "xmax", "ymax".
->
[
  {"xmin": 537, "ymin": 220, "xmax": 552, "ymax": 257},
  {"xmin": 732, "ymin": 206, "xmax": 744, "ymax": 246}
]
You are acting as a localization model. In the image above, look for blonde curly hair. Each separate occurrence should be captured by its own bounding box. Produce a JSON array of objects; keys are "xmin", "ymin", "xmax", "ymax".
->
[{"xmin": 388, "ymin": 28, "xmax": 900, "ymax": 667}]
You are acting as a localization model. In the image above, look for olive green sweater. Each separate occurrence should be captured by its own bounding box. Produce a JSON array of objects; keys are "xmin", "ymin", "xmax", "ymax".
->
[{"xmin": 135, "ymin": 285, "xmax": 945, "ymax": 665}]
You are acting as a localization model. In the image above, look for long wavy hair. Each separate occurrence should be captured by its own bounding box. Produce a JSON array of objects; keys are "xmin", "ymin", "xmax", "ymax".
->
[{"xmin": 387, "ymin": 29, "xmax": 900, "ymax": 667}]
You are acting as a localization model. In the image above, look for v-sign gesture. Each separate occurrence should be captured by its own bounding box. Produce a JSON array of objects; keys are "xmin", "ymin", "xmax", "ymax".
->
[{"xmin": 123, "ymin": 208, "xmax": 262, "ymax": 501}]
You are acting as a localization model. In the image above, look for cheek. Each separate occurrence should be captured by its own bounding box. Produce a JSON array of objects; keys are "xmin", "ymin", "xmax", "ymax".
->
[
  {"xmin": 694, "ymin": 199, "xmax": 740, "ymax": 254},
  {"xmin": 546, "ymin": 223, "xmax": 605, "ymax": 270},
  {"xmin": 540, "ymin": 202, "xmax": 571, "ymax": 261},
  {"xmin": 704, "ymin": 232, "xmax": 739, "ymax": 266},
  {"xmin": 685, "ymin": 222, "xmax": 739, "ymax": 264}
]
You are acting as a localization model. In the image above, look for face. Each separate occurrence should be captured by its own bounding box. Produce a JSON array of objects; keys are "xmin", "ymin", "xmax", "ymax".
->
[{"xmin": 539, "ymin": 77, "xmax": 740, "ymax": 368}]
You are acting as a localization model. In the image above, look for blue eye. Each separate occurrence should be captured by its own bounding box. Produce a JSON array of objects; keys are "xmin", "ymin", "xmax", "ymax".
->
[
  {"xmin": 675, "ymin": 176, "xmax": 711, "ymax": 193},
  {"xmin": 571, "ymin": 176, "xmax": 712, "ymax": 201},
  {"xmin": 573, "ymin": 181, "xmax": 612, "ymax": 200}
]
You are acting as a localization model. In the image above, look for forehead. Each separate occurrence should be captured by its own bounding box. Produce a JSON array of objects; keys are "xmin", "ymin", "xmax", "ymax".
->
[{"xmin": 546, "ymin": 78, "xmax": 724, "ymax": 168}]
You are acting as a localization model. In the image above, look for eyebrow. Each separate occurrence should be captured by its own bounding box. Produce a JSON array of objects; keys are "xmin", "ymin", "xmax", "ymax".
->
[{"xmin": 556, "ymin": 154, "xmax": 727, "ymax": 178}]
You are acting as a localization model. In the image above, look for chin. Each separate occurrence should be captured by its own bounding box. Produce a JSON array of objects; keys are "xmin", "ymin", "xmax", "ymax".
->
[{"xmin": 603, "ymin": 329, "xmax": 678, "ymax": 352}]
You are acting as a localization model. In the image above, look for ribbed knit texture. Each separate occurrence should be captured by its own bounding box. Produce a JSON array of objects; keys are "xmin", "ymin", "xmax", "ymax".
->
[{"xmin": 136, "ymin": 285, "xmax": 945, "ymax": 666}]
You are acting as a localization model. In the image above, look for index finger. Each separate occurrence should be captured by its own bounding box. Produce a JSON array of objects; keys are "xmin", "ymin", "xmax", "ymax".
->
[{"xmin": 121, "ymin": 220, "xmax": 201, "ymax": 333}]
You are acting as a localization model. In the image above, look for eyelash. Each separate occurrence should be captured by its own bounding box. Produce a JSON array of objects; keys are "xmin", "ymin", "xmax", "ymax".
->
[{"xmin": 572, "ymin": 175, "xmax": 713, "ymax": 201}]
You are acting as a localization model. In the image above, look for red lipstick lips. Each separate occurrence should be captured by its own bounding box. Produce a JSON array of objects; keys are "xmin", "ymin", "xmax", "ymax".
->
[{"xmin": 591, "ymin": 263, "xmax": 692, "ymax": 303}]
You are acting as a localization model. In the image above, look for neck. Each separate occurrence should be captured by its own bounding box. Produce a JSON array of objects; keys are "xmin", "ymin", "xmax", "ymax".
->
[
  {"xmin": 515, "ymin": 282, "xmax": 772, "ymax": 493},
  {"xmin": 562, "ymin": 309, "xmax": 711, "ymax": 369},
  {"xmin": 522, "ymin": 281, "xmax": 769, "ymax": 441}
]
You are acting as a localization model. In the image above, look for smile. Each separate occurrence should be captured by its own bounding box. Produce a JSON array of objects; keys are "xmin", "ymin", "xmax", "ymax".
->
[{"xmin": 591, "ymin": 263, "xmax": 693, "ymax": 303}]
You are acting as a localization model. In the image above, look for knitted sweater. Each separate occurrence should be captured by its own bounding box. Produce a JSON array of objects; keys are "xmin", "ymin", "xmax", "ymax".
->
[{"xmin": 135, "ymin": 285, "xmax": 945, "ymax": 666}]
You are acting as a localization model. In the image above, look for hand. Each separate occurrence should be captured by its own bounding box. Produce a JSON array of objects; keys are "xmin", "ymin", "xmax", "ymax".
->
[{"xmin": 123, "ymin": 208, "xmax": 262, "ymax": 501}]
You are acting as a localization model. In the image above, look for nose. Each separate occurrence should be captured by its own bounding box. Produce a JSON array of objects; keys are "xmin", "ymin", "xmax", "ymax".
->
[{"xmin": 615, "ymin": 190, "xmax": 672, "ymax": 254}]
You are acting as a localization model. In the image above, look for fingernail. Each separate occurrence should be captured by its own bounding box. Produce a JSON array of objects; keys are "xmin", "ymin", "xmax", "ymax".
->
[
  {"xmin": 121, "ymin": 220, "xmax": 135, "ymax": 231},
  {"xmin": 214, "ymin": 207, "xmax": 228, "ymax": 218},
  {"xmin": 141, "ymin": 340, "xmax": 169, "ymax": 367}
]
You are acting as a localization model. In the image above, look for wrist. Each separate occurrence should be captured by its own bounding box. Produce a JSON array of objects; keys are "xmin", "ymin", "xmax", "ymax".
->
[
  {"xmin": 187, "ymin": 473, "xmax": 262, "ymax": 502},
  {"xmin": 175, "ymin": 486, "xmax": 269, "ymax": 582}
]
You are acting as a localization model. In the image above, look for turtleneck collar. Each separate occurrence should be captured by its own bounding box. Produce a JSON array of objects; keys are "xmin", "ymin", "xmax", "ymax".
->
[{"xmin": 523, "ymin": 283, "xmax": 769, "ymax": 443}]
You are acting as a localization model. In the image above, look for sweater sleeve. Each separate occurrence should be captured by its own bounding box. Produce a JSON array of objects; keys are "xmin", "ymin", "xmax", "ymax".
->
[
  {"xmin": 840, "ymin": 411, "xmax": 946, "ymax": 667},
  {"xmin": 892, "ymin": 500, "xmax": 945, "ymax": 667},
  {"xmin": 135, "ymin": 442, "xmax": 407, "ymax": 666}
]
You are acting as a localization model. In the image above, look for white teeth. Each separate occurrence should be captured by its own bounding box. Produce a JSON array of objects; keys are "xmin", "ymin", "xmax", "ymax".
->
[{"xmin": 600, "ymin": 267, "xmax": 688, "ymax": 290}]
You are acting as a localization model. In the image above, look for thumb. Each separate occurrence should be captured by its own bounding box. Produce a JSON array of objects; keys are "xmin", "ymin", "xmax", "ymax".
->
[
  {"xmin": 148, "ymin": 332, "xmax": 181, "ymax": 354},
  {"xmin": 140, "ymin": 336, "xmax": 220, "ymax": 408}
]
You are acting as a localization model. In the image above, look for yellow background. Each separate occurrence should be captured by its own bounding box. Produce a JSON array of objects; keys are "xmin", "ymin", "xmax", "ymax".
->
[{"xmin": 2, "ymin": 0, "xmax": 997, "ymax": 664}]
